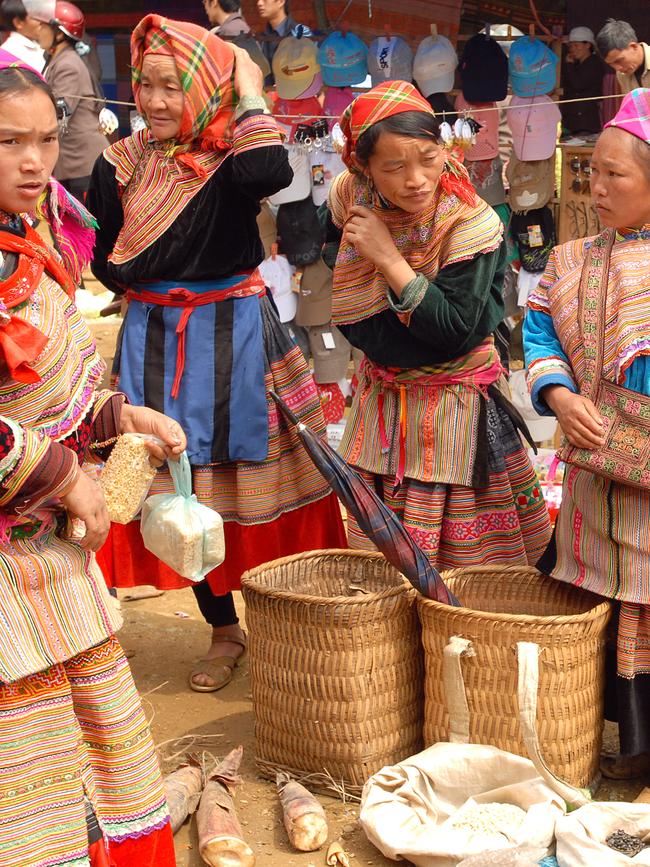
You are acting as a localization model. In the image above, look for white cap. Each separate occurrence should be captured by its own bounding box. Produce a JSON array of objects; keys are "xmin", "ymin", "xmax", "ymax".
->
[
  {"xmin": 568, "ymin": 27, "xmax": 596, "ymax": 45},
  {"xmin": 413, "ymin": 35, "xmax": 457, "ymax": 96},
  {"xmin": 22, "ymin": 0, "xmax": 55, "ymax": 23}
]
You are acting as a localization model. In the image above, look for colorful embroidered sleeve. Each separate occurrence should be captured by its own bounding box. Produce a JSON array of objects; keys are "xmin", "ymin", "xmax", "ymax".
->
[
  {"xmin": 523, "ymin": 251, "xmax": 578, "ymax": 415},
  {"xmin": 0, "ymin": 415, "xmax": 78, "ymax": 513},
  {"xmin": 231, "ymin": 113, "xmax": 292, "ymax": 199}
]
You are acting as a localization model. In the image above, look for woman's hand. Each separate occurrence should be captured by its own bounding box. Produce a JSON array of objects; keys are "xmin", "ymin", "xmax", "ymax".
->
[
  {"xmin": 119, "ymin": 405, "xmax": 187, "ymax": 466},
  {"xmin": 543, "ymin": 385, "xmax": 605, "ymax": 449},
  {"xmin": 343, "ymin": 206, "xmax": 400, "ymax": 269},
  {"xmin": 60, "ymin": 470, "xmax": 110, "ymax": 552},
  {"xmin": 231, "ymin": 43, "xmax": 264, "ymax": 98}
]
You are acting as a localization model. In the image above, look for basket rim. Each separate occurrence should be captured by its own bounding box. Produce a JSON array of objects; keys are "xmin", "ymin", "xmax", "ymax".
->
[
  {"xmin": 417, "ymin": 565, "xmax": 612, "ymax": 626},
  {"xmin": 241, "ymin": 548, "xmax": 411, "ymax": 605}
]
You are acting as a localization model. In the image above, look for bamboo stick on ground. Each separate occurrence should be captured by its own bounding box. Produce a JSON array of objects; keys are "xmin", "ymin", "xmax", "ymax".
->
[
  {"xmin": 197, "ymin": 746, "xmax": 255, "ymax": 867},
  {"xmin": 163, "ymin": 756, "xmax": 203, "ymax": 834},
  {"xmin": 276, "ymin": 772, "xmax": 328, "ymax": 851}
]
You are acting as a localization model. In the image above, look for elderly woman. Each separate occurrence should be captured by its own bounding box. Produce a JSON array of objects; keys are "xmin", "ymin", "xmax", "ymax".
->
[
  {"xmin": 323, "ymin": 81, "xmax": 551, "ymax": 570},
  {"xmin": 524, "ymin": 87, "xmax": 650, "ymax": 779},
  {"xmin": 88, "ymin": 15, "xmax": 345, "ymax": 694}
]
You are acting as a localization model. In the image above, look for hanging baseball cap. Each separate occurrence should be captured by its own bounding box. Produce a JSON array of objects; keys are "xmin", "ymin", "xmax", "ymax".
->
[
  {"xmin": 296, "ymin": 258, "xmax": 333, "ymax": 327},
  {"xmin": 506, "ymin": 154, "xmax": 555, "ymax": 212},
  {"xmin": 511, "ymin": 205, "xmax": 556, "ymax": 273},
  {"xmin": 467, "ymin": 157, "xmax": 506, "ymax": 207},
  {"xmin": 455, "ymin": 94, "xmax": 499, "ymax": 161},
  {"xmin": 273, "ymin": 34, "xmax": 321, "ymax": 100},
  {"xmin": 368, "ymin": 35, "xmax": 414, "ymax": 86},
  {"xmin": 509, "ymin": 95, "xmax": 561, "ymax": 160},
  {"xmin": 413, "ymin": 35, "xmax": 457, "ymax": 97},
  {"xmin": 509, "ymin": 37, "xmax": 559, "ymax": 98},
  {"xmin": 318, "ymin": 30, "xmax": 368, "ymax": 88},
  {"xmin": 479, "ymin": 24, "xmax": 523, "ymax": 57},
  {"xmin": 259, "ymin": 253, "xmax": 296, "ymax": 323},
  {"xmin": 460, "ymin": 34, "xmax": 508, "ymax": 103},
  {"xmin": 276, "ymin": 196, "xmax": 324, "ymax": 267},
  {"xmin": 568, "ymin": 27, "xmax": 596, "ymax": 46}
]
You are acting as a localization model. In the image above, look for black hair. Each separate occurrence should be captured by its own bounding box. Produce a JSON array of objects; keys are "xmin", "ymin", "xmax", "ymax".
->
[
  {"xmin": 0, "ymin": 0, "xmax": 27, "ymax": 30},
  {"xmin": 0, "ymin": 66, "xmax": 57, "ymax": 110},
  {"xmin": 217, "ymin": 0, "xmax": 241, "ymax": 11},
  {"xmin": 630, "ymin": 134, "xmax": 650, "ymax": 182},
  {"xmin": 355, "ymin": 111, "xmax": 440, "ymax": 166}
]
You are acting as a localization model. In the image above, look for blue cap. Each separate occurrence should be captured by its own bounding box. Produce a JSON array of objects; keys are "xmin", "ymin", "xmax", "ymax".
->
[
  {"xmin": 318, "ymin": 30, "xmax": 368, "ymax": 87},
  {"xmin": 509, "ymin": 37, "xmax": 559, "ymax": 97}
]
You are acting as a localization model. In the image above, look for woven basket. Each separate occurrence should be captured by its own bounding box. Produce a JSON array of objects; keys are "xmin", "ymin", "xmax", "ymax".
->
[
  {"xmin": 418, "ymin": 566, "xmax": 612, "ymax": 789},
  {"xmin": 241, "ymin": 549, "xmax": 423, "ymax": 796}
]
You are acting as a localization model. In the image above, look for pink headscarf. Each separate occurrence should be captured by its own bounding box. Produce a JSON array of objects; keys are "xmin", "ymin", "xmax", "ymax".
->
[{"xmin": 605, "ymin": 87, "xmax": 650, "ymax": 143}]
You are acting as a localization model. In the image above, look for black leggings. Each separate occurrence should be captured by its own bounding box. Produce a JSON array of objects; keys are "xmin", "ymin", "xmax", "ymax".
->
[{"xmin": 192, "ymin": 583, "xmax": 239, "ymax": 628}]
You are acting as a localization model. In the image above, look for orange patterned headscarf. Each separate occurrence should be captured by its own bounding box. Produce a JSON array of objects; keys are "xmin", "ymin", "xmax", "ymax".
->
[{"xmin": 131, "ymin": 14, "xmax": 236, "ymax": 156}]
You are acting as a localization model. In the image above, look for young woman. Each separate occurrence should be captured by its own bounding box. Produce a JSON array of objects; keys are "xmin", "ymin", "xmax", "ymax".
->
[
  {"xmin": 0, "ymin": 49, "xmax": 180, "ymax": 866},
  {"xmin": 524, "ymin": 87, "xmax": 650, "ymax": 779},
  {"xmin": 88, "ymin": 16, "xmax": 345, "ymax": 694},
  {"xmin": 324, "ymin": 81, "xmax": 551, "ymax": 568}
]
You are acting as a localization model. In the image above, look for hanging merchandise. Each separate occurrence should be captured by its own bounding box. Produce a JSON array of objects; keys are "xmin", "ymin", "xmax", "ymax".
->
[
  {"xmin": 318, "ymin": 30, "xmax": 368, "ymax": 88},
  {"xmin": 276, "ymin": 196, "xmax": 324, "ymax": 266},
  {"xmin": 506, "ymin": 154, "xmax": 555, "ymax": 213},
  {"xmin": 268, "ymin": 144, "xmax": 312, "ymax": 206},
  {"xmin": 413, "ymin": 34, "xmax": 457, "ymax": 97},
  {"xmin": 273, "ymin": 33, "xmax": 321, "ymax": 100},
  {"xmin": 479, "ymin": 24, "xmax": 524, "ymax": 57},
  {"xmin": 508, "ymin": 95, "xmax": 561, "ymax": 160},
  {"xmin": 310, "ymin": 149, "xmax": 346, "ymax": 207},
  {"xmin": 368, "ymin": 35, "xmax": 414, "ymax": 85},
  {"xmin": 509, "ymin": 38, "xmax": 559, "ymax": 98},
  {"xmin": 258, "ymin": 250, "xmax": 297, "ymax": 323},
  {"xmin": 426, "ymin": 92, "xmax": 457, "ymax": 121},
  {"xmin": 308, "ymin": 323, "xmax": 355, "ymax": 384},
  {"xmin": 455, "ymin": 95, "xmax": 499, "ymax": 161},
  {"xmin": 460, "ymin": 33, "xmax": 508, "ymax": 103},
  {"xmin": 256, "ymin": 202, "xmax": 277, "ymax": 259},
  {"xmin": 296, "ymin": 258, "xmax": 333, "ymax": 328},
  {"xmin": 273, "ymin": 94, "xmax": 323, "ymax": 141},
  {"xmin": 467, "ymin": 157, "xmax": 507, "ymax": 207},
  {"xmin": 511, "ymin": 205, "xmax": 556, "ymax": 273},
  {"xmin": 323, "ymin": 86, "xmax": 355, "ymax": 122}
]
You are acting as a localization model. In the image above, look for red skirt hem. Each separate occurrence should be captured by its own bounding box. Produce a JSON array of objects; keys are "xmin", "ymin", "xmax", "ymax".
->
[{"xmin": 96, "ymin": 493, "xmax": 346, "ymax": 595}]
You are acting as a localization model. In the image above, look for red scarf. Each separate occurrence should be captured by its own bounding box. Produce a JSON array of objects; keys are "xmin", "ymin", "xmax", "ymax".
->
[{"xmin": 0, "ymin": 224, "xmax": 74, "ymax": 384}]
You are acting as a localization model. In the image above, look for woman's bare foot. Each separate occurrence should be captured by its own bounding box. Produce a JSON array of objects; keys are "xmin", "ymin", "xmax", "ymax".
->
[{"xmin": 189, "ymin": 624, "xmax": 247, "ymax": 692}]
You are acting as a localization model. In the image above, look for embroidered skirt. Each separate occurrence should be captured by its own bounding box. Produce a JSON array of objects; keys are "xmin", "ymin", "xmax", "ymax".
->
[
  {"xmin": 347, "ymin": 401, "xmax": 551, "ymax": 569},
  {"xmin": 97, "ymin": 297, "xmax": 346, "ymax": 595},
  {"xmin": 0, "ymin": 636, "xmax": 174, "ymax": 867}
]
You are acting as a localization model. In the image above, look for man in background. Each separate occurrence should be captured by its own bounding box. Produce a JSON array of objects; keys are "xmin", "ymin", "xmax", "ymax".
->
[
  {"xmin": 1, "ymin": 0, "xmax": 45, "ymax": 71},
  {"xmin": 202, "ymin": 0, "xmax": 270, "ymax": 79},
  {"xmin": 257, "ymin": 0, "xmax": 296, "ymax": 85},
  {"xmin": 596, "ymin": 18, "xmax": 650, "ymax": 93}
]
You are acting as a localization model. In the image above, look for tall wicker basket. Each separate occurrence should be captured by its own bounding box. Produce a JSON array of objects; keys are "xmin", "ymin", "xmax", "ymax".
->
[
  {"xmin": 418, "ymin": 566, "xmax": 611, "ymax": 789},
  {"xmin": 241, "ymin": 550, "xmax": 423, "ymax": 795}
]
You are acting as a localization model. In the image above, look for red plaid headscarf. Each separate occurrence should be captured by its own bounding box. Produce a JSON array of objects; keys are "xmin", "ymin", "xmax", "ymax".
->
[
  {"xmin": 131, "ymin": 15, "xmax": 236, "ymax": 155},
  {"xmin": 340, "ymin": 80, "xmax": 435, "ymax": 169}
]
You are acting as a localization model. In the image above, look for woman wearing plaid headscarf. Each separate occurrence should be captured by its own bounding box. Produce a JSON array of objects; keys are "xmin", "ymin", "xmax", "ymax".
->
[
  {"xmin": 323, "ymin": 81, "xmax": 551, "ymax": 572},
  {"xmin": 88, "ymin": 16, "xmax": 345, "ymax": 694}
]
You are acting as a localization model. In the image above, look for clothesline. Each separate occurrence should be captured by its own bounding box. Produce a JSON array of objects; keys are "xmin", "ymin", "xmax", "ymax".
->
[{"xmin": 60, "ymin": 90, "xmax": 626, "ymax": 117}]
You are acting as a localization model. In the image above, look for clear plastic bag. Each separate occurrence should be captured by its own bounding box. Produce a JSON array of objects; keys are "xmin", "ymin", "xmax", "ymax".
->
[
  {"xmin": 140, "ymin": 452, "xmax": 225, "ymax": 581},
  {"xmin": 99, "ymin": 433, "xmax": 158, "ymax": 524}
]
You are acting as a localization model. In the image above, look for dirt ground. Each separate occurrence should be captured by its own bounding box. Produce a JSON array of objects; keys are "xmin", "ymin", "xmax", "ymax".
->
[{"xmin": 87, "ymin": 310, "xmax": 644, "ymax": 867}]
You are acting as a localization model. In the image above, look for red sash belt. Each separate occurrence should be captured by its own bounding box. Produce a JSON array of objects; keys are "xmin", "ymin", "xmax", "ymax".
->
[{"xmin": 126, "ymin": 269, "xmax": 266, "ymax": 399}]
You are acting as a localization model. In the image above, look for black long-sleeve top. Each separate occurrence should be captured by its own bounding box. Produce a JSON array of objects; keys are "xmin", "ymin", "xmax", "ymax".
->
[{"xmin": 87, "ymin": 118, "xmax": 293, "ymax": 293}]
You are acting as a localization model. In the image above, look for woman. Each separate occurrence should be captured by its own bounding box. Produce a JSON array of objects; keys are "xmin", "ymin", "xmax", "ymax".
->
[
  {"xmin": 37, "ymin": 1, "xmax": 109, "ymax": 199},
  {"xmin": 324, "ymin": 81, "xmax": 551, "ymax": 569},
  {"xmin": 561, "ymin": 26, "xmax": 605, "ymax": 137},
  {"xmin": 524, "ymin": 87, "xmax": 650, "ymax": 780},
  {"xmin": 88, "ymin": 16, "xmax": 345, "ymax": 693},
  {"xmin": 0, "ymin": 50, "xmax": 180, "ymax": 865}
]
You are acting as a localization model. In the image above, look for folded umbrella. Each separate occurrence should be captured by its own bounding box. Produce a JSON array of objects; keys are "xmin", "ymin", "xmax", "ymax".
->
[{"xmin": 270, "ymin": 391, "xmax": 458, "ymax": 605}]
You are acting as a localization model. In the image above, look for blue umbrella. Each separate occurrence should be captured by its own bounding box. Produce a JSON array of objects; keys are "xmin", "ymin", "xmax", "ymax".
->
[{"xmin": 271, "ymin": 391, "xmax": 459, "ymax": 605}]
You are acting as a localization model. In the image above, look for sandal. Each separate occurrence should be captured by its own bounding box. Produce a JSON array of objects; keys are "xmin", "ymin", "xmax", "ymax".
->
[
  {"xmin": 600, "ymin": 751, "xmax": 650, "ymax": 780},
  {"xmin": 188, "ymin": 633, "xmax": 247, "ymax": 694}
]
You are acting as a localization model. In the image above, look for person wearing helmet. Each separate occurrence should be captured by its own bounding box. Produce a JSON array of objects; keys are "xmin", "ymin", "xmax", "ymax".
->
[
  {"xmin": 1, "ymin": 0, "xmax": 46, "ymax": 72},
  {"xmin": 37, "ymin": 1, "xmax": 109, "ymax": 199}
]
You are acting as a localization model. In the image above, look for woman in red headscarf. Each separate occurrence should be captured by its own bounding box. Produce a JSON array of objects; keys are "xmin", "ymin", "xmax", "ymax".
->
[
  {"xmin": 88, "ymin": 16, "xmax": 345, "ymax": 693},
  {"xmin": 323, "ymin": 81, "xmax": 551, "ymax": 570},
  {"xmin": 0, "ymin": 50, "xmax": 179, "ymax": 867}
]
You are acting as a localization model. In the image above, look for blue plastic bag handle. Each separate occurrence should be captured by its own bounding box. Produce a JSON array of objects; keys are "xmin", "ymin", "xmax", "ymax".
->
[{"xmin": 168, "ymin": 451, "xmax": 193, "ymax": 498}]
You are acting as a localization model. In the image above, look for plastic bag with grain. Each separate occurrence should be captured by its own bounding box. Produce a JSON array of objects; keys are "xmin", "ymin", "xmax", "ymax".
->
[
  {"xmin": 99, "ymin": 433, "xmax": 157, "ymax": 524},
  {"xmin": 140, "ymin": 452, "xmax": 225, "ymax": 580}
]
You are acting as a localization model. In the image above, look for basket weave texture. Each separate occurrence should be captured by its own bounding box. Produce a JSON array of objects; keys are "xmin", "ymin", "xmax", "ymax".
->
[
  {"xmin": 418, "ymin": 566, "xmax": 611, "ymax": 789},
  {"xmin": 241, "ymin": 550, "xmax": 423, "ymax": 794}
]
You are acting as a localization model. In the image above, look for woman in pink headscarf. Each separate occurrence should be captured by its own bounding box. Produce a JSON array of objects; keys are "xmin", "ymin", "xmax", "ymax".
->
[{"xmin": 524, "ymin": 87, "xmax": 650, "ymax": 780}]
